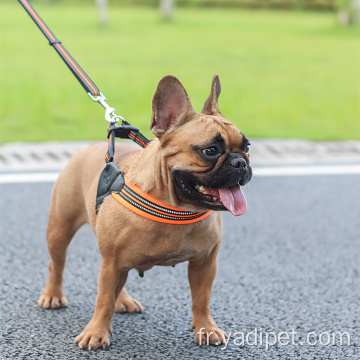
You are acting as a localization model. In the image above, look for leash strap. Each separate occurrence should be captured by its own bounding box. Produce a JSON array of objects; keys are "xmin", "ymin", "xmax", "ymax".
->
[
  {"xmin": 18, "ymin": 0, "xmax": 151, "ymax": 151},
  {"xmin": 19, "ymin": 0, "xmax": 100, "ymax": 97}
]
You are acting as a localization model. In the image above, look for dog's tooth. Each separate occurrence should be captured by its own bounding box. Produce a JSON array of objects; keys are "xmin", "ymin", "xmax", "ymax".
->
[{"xmin": 196, "ymin": 185, "xmax": 208, "ymax": 195}]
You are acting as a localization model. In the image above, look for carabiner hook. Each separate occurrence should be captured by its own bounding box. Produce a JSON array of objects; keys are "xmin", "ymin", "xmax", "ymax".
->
[
  {"xmin": 104, "ymin": 106, "xmax": 116, "ymax": 123},
  {"xmin": 88, "ymin": 92, "xmax": 124, "ymax": 124}
]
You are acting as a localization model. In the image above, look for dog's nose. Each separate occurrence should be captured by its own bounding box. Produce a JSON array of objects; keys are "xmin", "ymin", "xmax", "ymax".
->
[{"xmin": 230, "ymin": 156, "xmax": 247, "ymax": 172}]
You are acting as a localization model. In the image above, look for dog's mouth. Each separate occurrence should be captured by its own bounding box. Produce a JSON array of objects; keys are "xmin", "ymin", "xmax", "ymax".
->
[{"xmin": 174, "ymin": 172, "xmax": 247, "ymax": 216}]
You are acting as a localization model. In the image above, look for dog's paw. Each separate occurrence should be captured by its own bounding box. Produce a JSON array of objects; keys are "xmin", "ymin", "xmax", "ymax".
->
[
  {"xmin": 115, "ymin": 289, "xmax": 143, "ymax": 313},
  {"xmin": 37, "ymin": 293, "xmax": 68, "ymax": 309},
  {"xmin": 75, "ymin": 325, "xmax": 111, "ymax": 350},
  {"xmin": 194, "ymin": 325, "xmax": 227, "ymax": 346}
]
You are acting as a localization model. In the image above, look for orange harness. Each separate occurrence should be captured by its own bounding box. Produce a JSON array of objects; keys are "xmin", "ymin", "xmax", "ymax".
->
[
  {"xmin": 112, "ymin": 175, "xmax": 212, "ymax": 225},
  {"xmin": 96, "ymin": 163, "xmax": 212, "ymax": 225}
]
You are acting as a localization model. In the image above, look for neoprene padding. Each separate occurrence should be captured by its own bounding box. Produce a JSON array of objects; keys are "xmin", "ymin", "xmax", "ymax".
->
[{"xmin": 96, "ymin": 162, "xmax": 124, "ymax": 214}]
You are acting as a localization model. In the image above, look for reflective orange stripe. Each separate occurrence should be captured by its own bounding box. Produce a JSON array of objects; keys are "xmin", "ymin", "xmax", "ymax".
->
[
  {"xmin": 124, "ymin": 175, "xmax": 189, "ymax": 212},
  {"xmin": 121, "ymin": 188, "xmax": 206, "ymax": 219},
  {"xmin": 111, "ymin": 193, "xmax": 212, "ymax": 224},
  {"xmin": 21, "ymin": 1, "xmax": 56, "ymax": 41},
  {"xmin": 129, "ymin": 133, "xmax": 148, "ymax": 147},
  {"xmin": 21, "ymin": 0, "xmax": 98, "ymax": 97},
  {"xmin": 54, "ymin": 43, "xmax": 98, "ymax": 96}
]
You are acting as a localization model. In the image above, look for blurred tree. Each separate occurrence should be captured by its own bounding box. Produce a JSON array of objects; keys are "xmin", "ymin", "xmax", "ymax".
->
[
  {"xmin": 337, "ymin": 0, "xmax": 360, "ymax": 24},
  {"xmin": 160, "ymin": 0, "xmax": 175, "ymax": 19},
  {"xmin": 96, "ymin": 0, "xmax": 108, "ymax": 25}
]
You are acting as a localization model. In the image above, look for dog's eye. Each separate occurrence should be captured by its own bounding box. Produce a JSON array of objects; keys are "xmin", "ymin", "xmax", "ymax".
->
[
  {"xmin": 243, "ymin": 142, "xmax": 251, "ymax": 154},
  {"xmin": 202, "ymin": 146, "xmax": 220, "ymax": 157}
]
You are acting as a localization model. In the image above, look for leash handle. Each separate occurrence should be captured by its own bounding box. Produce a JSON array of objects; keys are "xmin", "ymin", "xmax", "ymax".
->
[{"xmin": 18, "ymin": 0, "xmax": 100, "ymax": 97}]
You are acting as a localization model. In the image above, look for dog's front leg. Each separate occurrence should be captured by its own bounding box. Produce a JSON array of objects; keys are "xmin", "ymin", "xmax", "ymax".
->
[
  {"xmin": 188, "ymin": 243, "xmax": 227, "ymax": 346},
  {"xmin": 75, "ymin": 260, "xmax": 127, "ymax": 350}
]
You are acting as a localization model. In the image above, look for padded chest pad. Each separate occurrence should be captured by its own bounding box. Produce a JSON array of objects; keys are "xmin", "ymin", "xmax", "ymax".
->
[{"xmin": 96, "ymin": 162, "xmax": 124, "ymax": 214}]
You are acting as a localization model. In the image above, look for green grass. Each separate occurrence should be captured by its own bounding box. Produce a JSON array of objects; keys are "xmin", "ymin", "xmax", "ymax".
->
[{"xmin": 0, "ymin": 3, "xmax": 359, "ymax": 142}]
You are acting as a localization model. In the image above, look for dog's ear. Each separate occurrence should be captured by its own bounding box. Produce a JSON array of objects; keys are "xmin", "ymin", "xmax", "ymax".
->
[
  {"xmin": 201, "ymin": 74, "xmax": 221, "ymax": 115},
  {"xmin": 150, "ymin": 75, "xmax": 196, "ymax": 137}
]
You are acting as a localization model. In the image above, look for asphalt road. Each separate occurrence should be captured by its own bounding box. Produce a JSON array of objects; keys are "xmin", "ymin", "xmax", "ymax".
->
[{"xmin": 0, "ymin": 174, "xmax": 359, "ymax": 360}]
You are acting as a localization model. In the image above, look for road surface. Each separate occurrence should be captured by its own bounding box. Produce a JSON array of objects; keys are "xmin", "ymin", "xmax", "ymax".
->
[{"xmin": 0, "ymin": 173, "xmax": 359, "ymax": 359}]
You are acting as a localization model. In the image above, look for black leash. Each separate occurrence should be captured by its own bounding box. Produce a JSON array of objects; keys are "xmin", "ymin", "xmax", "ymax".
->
[{"xmin": 18, "ymin": 0, "xmax": 150, "ymax": 162}]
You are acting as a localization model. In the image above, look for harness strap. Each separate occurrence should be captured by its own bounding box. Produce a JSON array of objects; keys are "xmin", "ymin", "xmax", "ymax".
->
[
  {"xmin": 121, "ymin": 119, "xmax": 151, "ymax": 149},
  {"xmin": 106, "ymin": 123, "xmax": 150, "ymax": 163},
  {"xmin": 112, "ymin": 175, "xmax": 212, "ymax": 224}
]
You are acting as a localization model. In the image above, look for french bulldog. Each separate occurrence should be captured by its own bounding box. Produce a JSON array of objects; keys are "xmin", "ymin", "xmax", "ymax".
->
[{"xmin": 37, "ymin": 74, "xmax": 252, "ymax": 350}]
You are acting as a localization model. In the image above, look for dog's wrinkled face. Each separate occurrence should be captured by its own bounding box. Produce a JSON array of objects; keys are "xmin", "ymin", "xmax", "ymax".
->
[
  {"xmin": 172, "ymin": 117, "xmax": 252, "ymax": 216},
  {"xmin": 150, "ymin": 75, "xmax": 252, "ymax": 216}
]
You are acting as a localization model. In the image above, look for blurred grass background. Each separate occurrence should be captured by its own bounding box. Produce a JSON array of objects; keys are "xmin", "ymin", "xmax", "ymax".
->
[{"xmin": 0, "ymin": 1, "xmax": 359, "ymax": 143}]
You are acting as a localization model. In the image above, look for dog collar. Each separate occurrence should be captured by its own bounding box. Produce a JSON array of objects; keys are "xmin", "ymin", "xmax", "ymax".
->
[{"xmin": 96, "ymin": 162, "xmax": 212, "ymax": 224}]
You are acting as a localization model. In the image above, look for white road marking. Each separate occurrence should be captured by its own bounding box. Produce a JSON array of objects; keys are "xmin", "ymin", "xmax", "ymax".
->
[
  {"xmin": 0, "ymin": 164, "xmax": 359, "ymax": 184},
  {"xmin": 0, "ymin": 172, "xmax": 59, "ymax": 184},
  {"xmin": 254, "ymin": 165, "xmax": 360, "ymax": 177}
]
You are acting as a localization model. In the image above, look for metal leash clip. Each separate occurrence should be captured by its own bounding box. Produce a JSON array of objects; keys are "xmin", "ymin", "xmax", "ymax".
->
[{"xmin": 88, "ymin": 92, "xmax": 126, "ymax": 124}]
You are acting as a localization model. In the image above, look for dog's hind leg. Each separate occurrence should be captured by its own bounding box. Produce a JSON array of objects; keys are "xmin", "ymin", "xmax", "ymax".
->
[
  {"xmin": 38, "ymin": 174, "xmax": 87, "ymax": 309},
  {"xmin": 115, "ymin": 287, "xmax": 143, "ymax": 313},
  {"xmin": 37, "ymin": 211, "xmax": 82, "ymax": 309}
]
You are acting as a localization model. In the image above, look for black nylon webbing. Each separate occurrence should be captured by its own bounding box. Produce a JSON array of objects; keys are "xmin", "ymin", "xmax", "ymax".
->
[{"xmin": 19, "ymin": 0, "xmax": 100, "ymax": 97}]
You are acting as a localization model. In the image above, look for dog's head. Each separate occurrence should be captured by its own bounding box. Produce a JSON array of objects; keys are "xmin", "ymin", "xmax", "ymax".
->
[{"xmin": 150, "ymin": 75, "xmax": 252, "ymax": 216}]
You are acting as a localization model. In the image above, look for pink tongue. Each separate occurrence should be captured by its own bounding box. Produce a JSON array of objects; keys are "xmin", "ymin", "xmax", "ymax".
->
[
  {"xmin": 218, "ymin": 185, "xmax": 247, "ymax": 216},
  {"xmin": 204, "ymin": 184, "xmax": 247, "ymax": 216}
]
